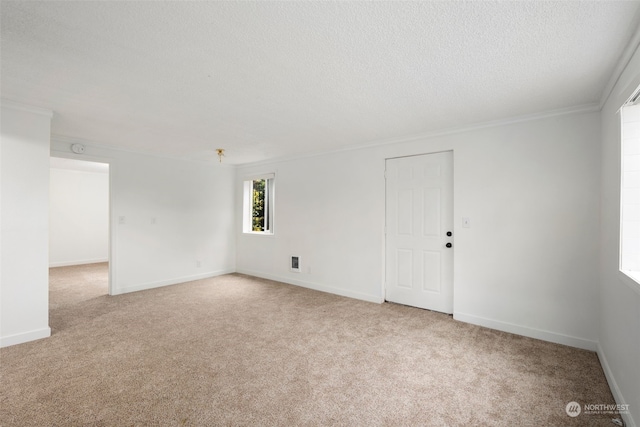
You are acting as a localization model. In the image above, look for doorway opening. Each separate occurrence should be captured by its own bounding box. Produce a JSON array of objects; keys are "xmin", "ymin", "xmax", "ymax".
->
[{"xmin": 49, "ymin": 157, "xmax": 111, "ymax": 301}]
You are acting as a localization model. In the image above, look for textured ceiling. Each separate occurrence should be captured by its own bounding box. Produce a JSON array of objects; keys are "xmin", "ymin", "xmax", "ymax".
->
[{"xmin": 2, "ymin": 1, "xmax": 640, "ymax": 164}]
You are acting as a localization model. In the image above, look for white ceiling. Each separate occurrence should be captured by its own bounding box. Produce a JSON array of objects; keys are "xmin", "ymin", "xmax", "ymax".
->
[{"xmin": 2, "ymin": 1, "xmax": 640, "ymax": 165}]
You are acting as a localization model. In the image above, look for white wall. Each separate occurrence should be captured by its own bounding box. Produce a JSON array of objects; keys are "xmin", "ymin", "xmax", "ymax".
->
[
  {"xmin": 1, "ymin": 102, "xmax": 52, "ymax": 347},
  {"xmin": 237, "ymin": 150, "xmax": 384, "ymax": 303},
  {"xmin": 237, "ymin": 110, "xmax": 601, "ymax": 351},
  {"xmin": 49, "ymin": 163, "xmax": 109, "ymax": 267},
  {"xmin": 50, "ymin": 140, "xmax": 236, "ymax": 295},
  {"xmin": 599, "ymin": 41, "xmax": 640, "ymax": 427}
]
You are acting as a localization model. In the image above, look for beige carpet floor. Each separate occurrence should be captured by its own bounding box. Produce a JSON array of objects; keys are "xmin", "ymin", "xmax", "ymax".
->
[{"xmin": 0, "ymin": 263, "xmax": 620, "ymax": 426}]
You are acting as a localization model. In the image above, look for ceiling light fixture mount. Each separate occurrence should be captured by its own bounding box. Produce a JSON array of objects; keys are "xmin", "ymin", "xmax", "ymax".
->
[{"xmin": 216, "ymin": 148, "xmax": 225, "ymax": 163}]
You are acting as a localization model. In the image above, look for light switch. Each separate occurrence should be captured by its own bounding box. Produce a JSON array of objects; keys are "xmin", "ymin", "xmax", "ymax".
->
[
  {"xmin": 119, "ymin": 216, "xmax": 126, "ymax": 225},
  {"xmin": 462, "ymin": 217, "xmax": 470, "ymax": 228}
]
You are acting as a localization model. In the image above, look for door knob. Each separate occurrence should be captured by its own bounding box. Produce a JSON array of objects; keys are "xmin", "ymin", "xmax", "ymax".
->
[
  {"xmin": 446, "ymin": 243, "xmax": 452, "ymax": 248},
  {"xmin": 447, "ymin": 231, "xmax": 452, "ymax": 236}
]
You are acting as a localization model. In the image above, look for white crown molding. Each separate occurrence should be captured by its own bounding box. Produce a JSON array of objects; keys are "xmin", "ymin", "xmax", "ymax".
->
[
  {"xmin": 599, "ymin": 20, "xmax": 640, "ymax": 109},
  {"xmin": 51, "ymin": 134, "xmax": 237, "ymax": 169},
  {"xmin": 51, "ymin": 134, "xmax": 139, "ymax": 156},
  {"xmin": 52, "ymin": 102, "xmax": 598, "ymax": 170},
  {"xmin": 241, "ymin": 103, "xmax": 600, "ymax": 168},
  {"xmin": 0, "ymin": 98, "xmax": 53, "ymax": 118}
]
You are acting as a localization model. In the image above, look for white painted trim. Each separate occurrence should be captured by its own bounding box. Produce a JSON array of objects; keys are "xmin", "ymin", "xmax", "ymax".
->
[
  {"xmin": 49, "ymin": 150, "xmax": 116, "ymax": 294},
  {"xmin": 380, "ymin": 156, "xmax": 388, "ymax": 304},
  {"xmin": 49, "ymin": 166, "xmax": 108, "ymax": 175},
  {"xmin": 110, "ymin": 269, "xmax": 235, "ymax": 295},
  {"xmin": 0, "ymin": 99, "xmax": 53, "ymax": 118},
  {"xmin": 241, "ymin": 103, "xmax": 600, "ymax": 168},
  {"xmin": 243, "ymin": 172, "xmax": 276, "ymax": 181},
  {"xmin": 236, "ymin": 268, "xmax": 384, "ymax": 304},
  {"xmin": 453, "ymin": 311, "xmax": 597, "ymax": 351},
  {"xmin": 51, "ymin": 103, "xmax": 599, "ymax": 169},
  {"xmin": 597, "ymin": 343, "xmax": 637, "ymax": 427},
  {"xmin": 49, "ymin": 259, "xmax": 109, "ymax": 268},
  {"xmin": 618, "ymin": 270, "xmax": 640, "ymax": 297},
  {"xmin": 241, "ymin": 231, "xmax": 275, "ymax": 237},
  {"xmin": 599, "ymin": 23, "xmax": 640, "ymax": 109},
  {"xmin": 51, "ymin": 135, "xmax": 237, "ymax": 168},
  {"xmin": 50, "ymin": 150, "xmax": 114, "ymax": 167},
  {"xmin": 0, "ymin": 327, "xmax": 51, "ymax": 348}
]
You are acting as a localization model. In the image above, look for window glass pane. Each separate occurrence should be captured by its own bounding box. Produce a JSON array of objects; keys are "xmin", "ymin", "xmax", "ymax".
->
[
  {"xmin": 252, "ymin": 179, "xmax": 266, "ymax": 232},
  {"xmin": 621, "ymin": 103, "xmax": 640, "ymax": 277},
  {"xmin": 243, "ymin": 175, "xmax": 274, "ymax": 234}
]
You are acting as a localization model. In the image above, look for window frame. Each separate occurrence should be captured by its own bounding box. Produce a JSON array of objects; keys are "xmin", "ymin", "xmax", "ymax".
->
[
  {"xmin": 242, "ymin": 173, "xmax": 275, "ymax": 235},
  {"xmin": 619, "ymin": 87, "xmax": 640, "ymax": 295}
]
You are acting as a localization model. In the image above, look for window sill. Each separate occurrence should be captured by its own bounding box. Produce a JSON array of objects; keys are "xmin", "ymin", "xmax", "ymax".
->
[
  {"xmin": 618, "ymin": 270, "xmax": 640, "ymax": 297},
  {"xmin": 242, "ymin": 231, "xmax": 275, "ymax": 237}
]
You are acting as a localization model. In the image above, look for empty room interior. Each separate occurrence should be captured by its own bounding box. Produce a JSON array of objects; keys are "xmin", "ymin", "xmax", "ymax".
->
[{"xmin": 1, "ymin": 1, "xmax": 640, "ymax": 426}]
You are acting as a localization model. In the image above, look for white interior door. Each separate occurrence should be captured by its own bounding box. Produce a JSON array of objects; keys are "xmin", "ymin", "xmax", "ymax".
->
[{"xmin": 385, "ymin": 151, "xmax": 453, "ymax": 313}]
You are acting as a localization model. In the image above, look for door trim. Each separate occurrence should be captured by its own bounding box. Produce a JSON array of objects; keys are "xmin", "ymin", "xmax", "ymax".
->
[{"xmin": 49, "ymin": 151, "xmax": 115, "ymax": 296}]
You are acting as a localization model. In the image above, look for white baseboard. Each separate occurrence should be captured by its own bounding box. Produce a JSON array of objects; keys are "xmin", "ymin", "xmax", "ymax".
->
[
  {"xmin": 49, "ymin": 258, "xmax": 108, "ymax": 268},
  {"xmin": 236, "ymin": 268, "xmax": 384, "ymax": 304},
  {"xmin": 0, "ymin": 327, "xmax": 51, "ymax": 348},
  {"xmin": 453, "ymin": 312, "xmax": 598, "ymax": 351},
  {"xmin": 597, "ymin": 343, "xmax": 636, "ymax": 427},
  {"xmin": 111, "ymin": 268, "xmax": 235, "ymax": 295}
]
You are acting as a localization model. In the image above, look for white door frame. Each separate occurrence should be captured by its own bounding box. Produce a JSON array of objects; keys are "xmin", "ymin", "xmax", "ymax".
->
[{"xmin": 49, "ymin": 151, "xmax": 116, "ymax": 296}]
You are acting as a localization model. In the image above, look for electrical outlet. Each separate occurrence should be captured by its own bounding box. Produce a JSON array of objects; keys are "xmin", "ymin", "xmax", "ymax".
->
[{"xmin": 196, "ymin": 260, "xmax": 202, "ymax": 268}]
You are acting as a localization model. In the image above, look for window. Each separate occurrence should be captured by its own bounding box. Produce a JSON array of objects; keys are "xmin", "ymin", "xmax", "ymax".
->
[
  {"xmin": 620, "ymin": 88, "xmax": 640, "ymax": 284},
  {"xmin": 243, "ymin": 173, "xmax": 274, "ymax": 234}
]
